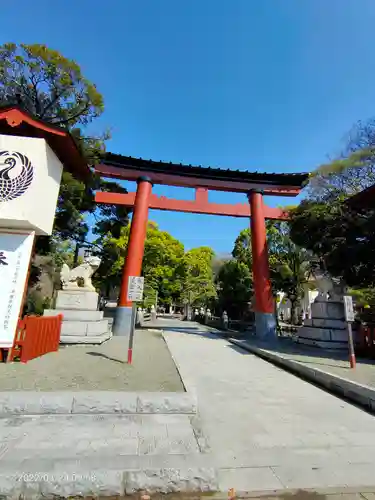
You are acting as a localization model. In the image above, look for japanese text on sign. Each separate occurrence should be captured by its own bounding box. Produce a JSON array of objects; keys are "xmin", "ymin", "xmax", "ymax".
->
[
  {"xmin": 344, "ymin": 295, "xmax": 355, "ymax": 323},
  {"xmin": 127, "ymin": 276, "xmax": 145, "ymax": 302},
  {"xmin": 3, "ymin": 251, "xmax": 22, "ymax": 332},
  {"xmin": 0, "ymin": 231, "xmax": 35, "ymax": 347}
]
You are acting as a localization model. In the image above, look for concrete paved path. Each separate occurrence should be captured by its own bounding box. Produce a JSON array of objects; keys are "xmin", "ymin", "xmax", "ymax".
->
[
  {"xmin": 163, "ymin": 320, "xmax": 375, "ymax": 492},
  {"xmin": 0, "ymin": 413, "xmax": 216, "ymax": 496}
]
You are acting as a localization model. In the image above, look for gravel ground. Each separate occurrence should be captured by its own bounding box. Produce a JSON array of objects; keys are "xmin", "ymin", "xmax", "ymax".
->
[{"xmin": 0, "ymin": 329, "xmax": 184, "ymax": 391}]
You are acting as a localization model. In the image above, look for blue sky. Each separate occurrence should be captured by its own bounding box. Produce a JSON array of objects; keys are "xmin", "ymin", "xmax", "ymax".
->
[{"xmin": 1, "ymin": 1, "xmax": 375, "ymax": 253}]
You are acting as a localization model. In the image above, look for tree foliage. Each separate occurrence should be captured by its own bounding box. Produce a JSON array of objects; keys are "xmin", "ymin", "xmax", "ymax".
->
[
  {"xmin": 216, "ymin": 260, "xmax": 252, "ymax": 319},
  {"xmin": 290, "ymin": 118, "xmax": 375, "ymax": 290},
  {"xmin": 99, "ymin": 224, "xmax": 218, "ymax": 308},
  {"xmin": 226, "ymin": 221, "xmax": 312, "ymax": 321},
  {"xmin": 269, "ymin": 223, "xmax": 312, "ymax": 324},
  {"xmin": 308, "ymin": 118, "xmax": 375, "ymax": 202},
  {"xmin": 101, "ymin": 222, "xmax": 186, "ymax": 305},
  {"xmin": 181, "ymin": 247, "xmax": 217, "ymax": 307},
  {"xmin": 290, "ymin": 200, "xmax": 375, "ymax": 288},
  {"xmin": 0, "ymin": 42, "xmax": 130, "ymax": 265},
  {"xmin": 0, "ymin": 43, "xmax": 103, "ymax": 128}
]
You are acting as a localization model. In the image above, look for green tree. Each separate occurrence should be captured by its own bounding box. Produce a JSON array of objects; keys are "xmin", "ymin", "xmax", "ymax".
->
[
  {"xmin": 232, "ymin": 221, "xmax": 287, "ymax": 267},
  {"xmin": 290, "ymin": 199, "xmax": 375, "ymax": 288},
  {"xmin": 104, "ymin": 222, "xmax": 185, "ymax": 305},
  {"xmin": 0, "ymin": 42, "xmax": 130, "ymax": 265},
  {"xmin": 0, "ymin": 43, "xmax": 103, "ymax": 127},
  {"xmin": 232, "ymin": 228, "xmax": 252, "ymax": 264},
  {"xmin": 289, "ymin": 118, "xmax": 375, "ymax": 290},
  {"xmin": 270, "ymin": 234, "xmax": 312, "ymax": 324},
  {"xmin": 230, "ymin": 221, "xmax": 312, "ymax": 322},
  {"xmin": 181, "ymin": 247, "xmax": 217, "ymax": 307},
  {"xmin": 307, "ymin": 118, "xmax": 375, "ymax": 202},
  {"xmin": 216, "ymin": 260, "xmax": 253, "ymax": 319}
]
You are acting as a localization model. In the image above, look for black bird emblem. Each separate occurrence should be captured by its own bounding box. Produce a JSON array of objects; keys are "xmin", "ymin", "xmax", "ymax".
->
[{"xmin": 0, "ymin": 151, "xmax": 34, "ymax": 202}]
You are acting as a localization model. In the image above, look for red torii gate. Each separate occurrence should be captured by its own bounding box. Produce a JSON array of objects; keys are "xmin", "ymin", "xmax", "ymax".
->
[{"xmin": 95, "ymin": 153, "xmax": 308, "ymax": 339}]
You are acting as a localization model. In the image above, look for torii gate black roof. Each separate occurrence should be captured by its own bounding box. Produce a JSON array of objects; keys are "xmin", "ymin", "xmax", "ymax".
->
[{"xmin": 103, "ymin": 152, "xmax": 310, "ymax": 188}]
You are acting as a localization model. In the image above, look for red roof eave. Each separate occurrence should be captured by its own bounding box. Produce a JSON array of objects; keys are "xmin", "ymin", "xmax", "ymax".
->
[{"xmin": 0, "ymin": 105, "xmax": 90, "ymax": 180}]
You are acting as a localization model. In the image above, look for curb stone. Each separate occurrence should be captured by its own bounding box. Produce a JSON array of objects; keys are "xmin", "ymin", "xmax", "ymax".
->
[
  {"xmin": 0, "ymin": 467, "xmax": 218, "ymax": 498},
  {"xmin": 229, "ymin": 338, "xmax": 375, "ymax": 413},
  {"xmin": 0, "ymin": 391, "xmax": 197, "ymax": 416}
]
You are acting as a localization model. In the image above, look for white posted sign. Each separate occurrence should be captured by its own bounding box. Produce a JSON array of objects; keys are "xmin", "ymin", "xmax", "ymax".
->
[
  {"xmin": 0, "ymin": 230, "xmax": 35, "ymax": 347},
  {"xmin": 343, "ymin": 295, "xmax": 355, "ymax": 323},
  {"xmin": 127, "ymin": 276, "xmax": 145, "ymax": 302}
]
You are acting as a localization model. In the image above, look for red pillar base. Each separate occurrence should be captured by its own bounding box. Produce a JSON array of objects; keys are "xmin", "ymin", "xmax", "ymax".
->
[
  {"xmin": 113, "ymin": 306, "xmax": 133, "ymax": 337},
  {"xmin": 255, "ymin": 312, "xmax": 277, "ymax": 340}
]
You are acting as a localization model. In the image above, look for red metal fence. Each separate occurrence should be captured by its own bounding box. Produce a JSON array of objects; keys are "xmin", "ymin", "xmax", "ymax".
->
[
  {"xmin": 8, "ymin": 314, "xmax": 63, "ymax": 363},
  {"xmin": 357, "ymin": 323, "xmax": 375, "ymax": 359}
]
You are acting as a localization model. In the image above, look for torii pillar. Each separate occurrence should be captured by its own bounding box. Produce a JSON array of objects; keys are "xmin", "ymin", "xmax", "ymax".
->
[
  {"xmin": 248, "ymin": 190, "xmax": 276, "ymax": 339},
  {"xmin": 113, "ymin": 176, "xmax": 152, "ymax": 336}
]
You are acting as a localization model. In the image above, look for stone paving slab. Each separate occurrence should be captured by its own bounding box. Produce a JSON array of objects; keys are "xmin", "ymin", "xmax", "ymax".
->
[
  {"xmin": 0, "ymin": 414, "xmax": 200, "ymax": 459},
  {"xmin": 0, "ymin": 413, "xmax": 218, "ymax": 497},
  {"xmin": 162, "ymin": 321, "xmax": 375, "ymax": 493},
  {"xmin": 229, "ymin": 338, "xmax": 375, "ymax": 413},
  {"xmin": 3, "ymin": 320, "xmax": 375, "ymax": 497}
]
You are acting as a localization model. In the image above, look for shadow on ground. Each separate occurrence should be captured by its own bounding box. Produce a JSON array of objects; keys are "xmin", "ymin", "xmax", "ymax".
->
[{"xmin": 86, "ymin": 351, "xmax": 126, "ymax": 364}]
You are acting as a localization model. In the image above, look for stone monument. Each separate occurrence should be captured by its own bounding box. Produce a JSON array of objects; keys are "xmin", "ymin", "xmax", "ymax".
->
[
  {"xmin": 150, "ymin": 304, "xmax": 157, "ymax": 322},
  {"xmin": 44, "ymin": 256, "xmax": 111, "ymax": 344},
  {"xmin": 296, "ymin": 274, "xmax": 353, "ymax": 349}
]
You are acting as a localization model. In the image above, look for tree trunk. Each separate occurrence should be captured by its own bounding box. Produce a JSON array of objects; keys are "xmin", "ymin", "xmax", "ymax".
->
[
  {"xmin": 290, "ymin": 299, "xmax": 298, "ymax": 325},
  {"xmin": 73, "ymin": 242, "xmax": 80, "ymax": 266}
]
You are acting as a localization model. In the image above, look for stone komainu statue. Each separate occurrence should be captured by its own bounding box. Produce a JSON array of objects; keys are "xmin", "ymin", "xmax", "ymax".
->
[{"xmin": 60, "ymin": 256, "xmax": 101, "ymax": 292}]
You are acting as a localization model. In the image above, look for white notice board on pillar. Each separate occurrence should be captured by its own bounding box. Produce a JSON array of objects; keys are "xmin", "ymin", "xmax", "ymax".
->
[
  {"xmin": 0, "ymin": 230, "xmax": 35, "ymax": 347},
  {"xmin": 127, "ymin": 276, "xmax": 145, "ymax": 302},
  {"xmin": 343, "ymin": 295, "xmax": 355, "ymax": 323}
]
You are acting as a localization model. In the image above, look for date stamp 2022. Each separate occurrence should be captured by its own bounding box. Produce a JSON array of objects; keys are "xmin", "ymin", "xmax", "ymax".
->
[{"xmin": 18, "ymin": 472, "xmax": 97, "ymax": 483}]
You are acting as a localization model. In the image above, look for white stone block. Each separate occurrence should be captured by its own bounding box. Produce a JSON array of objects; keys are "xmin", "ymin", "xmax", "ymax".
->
[
  {"xmin": 87, "ymin": 319, "xmax": 109, "ymax": 335},
  {"xmin": 299, "ymin": 327, "xmax": 349, "ymax": 343},
  {"xmin": 311, "ymin": 301, "xmax": 345, "ymax": 320},
  {"xmin": 44, "ymin": 309, "xmax": 103, "ymax": 321},
  {"xmin": 60, "ymin": 333, "xmax": 111, "ymax": 344},
  {"xmin": 310, "ymin": 318, "xmax": 346, "ymax": 329},
  {"xmin": 60, "ymin": 322, "xmax": 87, "ymax": 336},
  {"xmin": 55, "ymin": 290, "xmax": 98, "ymax": 310}
]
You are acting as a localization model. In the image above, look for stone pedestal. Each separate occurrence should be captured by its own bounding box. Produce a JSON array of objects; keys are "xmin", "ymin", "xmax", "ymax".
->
[
  {"xmin": 297, "ymin": 297, "xmax": 353, "ymax": 349},
  {"xmin": 44, "ymin": 290, "xmax": 111, "ymax": 344}
]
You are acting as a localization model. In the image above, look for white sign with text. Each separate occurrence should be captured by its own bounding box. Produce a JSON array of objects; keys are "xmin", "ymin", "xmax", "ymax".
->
[
  {"xmin": 127, "ymin": 276, "xmax": 145, "ymax": 302},
  {"xmin": 343, "ymin": 295, "xmax": 355, "ymax": 323},
  {"xmin": 0, "ymin": 231, "xmax": 35, "ymax": 347}
]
